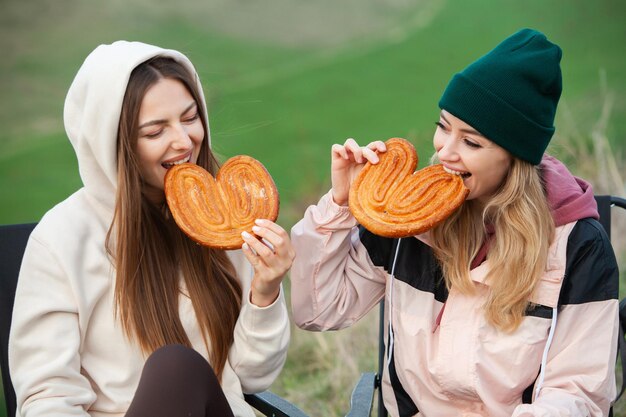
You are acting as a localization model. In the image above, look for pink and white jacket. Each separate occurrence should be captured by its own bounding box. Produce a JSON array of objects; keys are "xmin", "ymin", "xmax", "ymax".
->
[{"xmin": 290, "ymin": 156, "xmax": 619, "ymax": 416}]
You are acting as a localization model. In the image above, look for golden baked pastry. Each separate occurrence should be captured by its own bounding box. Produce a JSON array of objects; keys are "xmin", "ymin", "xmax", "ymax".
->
[
  {"xmin": 349, "ymin": 137, "xmax": 469, "ymax": 238},
  {"xmin": 164, "ymin": 156, "xmax": 279, "ymax": 249}
]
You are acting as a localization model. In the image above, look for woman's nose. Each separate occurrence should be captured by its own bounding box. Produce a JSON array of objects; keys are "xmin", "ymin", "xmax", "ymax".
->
[
  {"xmin": 171, "ymin": 125, "xmax": 193, "ymax": 150},
  {"xmin": 436, "ymin": 138, "xmax": 458, "ymax": 162}
]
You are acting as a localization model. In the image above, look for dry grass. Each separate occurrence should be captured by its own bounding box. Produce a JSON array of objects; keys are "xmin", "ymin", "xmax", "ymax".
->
[
  {"xmin": 121, "ymin": 0, "xmax": 442, "ymax": 48},
  {"xmin": 551, "ymin": 78, "xmax": 626, "ymax": 261},
  {"xmin": 278, "ymin": 309, "xmax": 380, "ymax": 416}
]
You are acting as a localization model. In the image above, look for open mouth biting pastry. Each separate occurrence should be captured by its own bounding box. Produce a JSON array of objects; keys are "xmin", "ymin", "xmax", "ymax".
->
[
  {"xmin": 164, "ymin": 156, "xmax": 279, "ymax": 250},
  {"xmin": 349, "ymin": 137, "xmax": 469, "ymax": 238}
]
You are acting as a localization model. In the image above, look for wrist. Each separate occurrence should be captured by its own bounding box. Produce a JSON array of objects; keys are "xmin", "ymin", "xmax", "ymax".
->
[
  {"xmin": 331, "ymin": 190, "xmax": 348, "ymax": 207},
  {"xmin": 250, "ymin": 287, "xmax": 280, "ymax": 308}
]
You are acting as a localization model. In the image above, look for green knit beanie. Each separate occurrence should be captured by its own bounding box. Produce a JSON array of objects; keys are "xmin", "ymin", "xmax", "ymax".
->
[{"xmin": 438, "ymin": 28, "xmax": 562, "ymax": 165}]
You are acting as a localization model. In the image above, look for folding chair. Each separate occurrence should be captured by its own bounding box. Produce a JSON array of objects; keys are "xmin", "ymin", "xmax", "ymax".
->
[{"xmin": 0, "ymin": 222, "xmax": 308, "ymax": 417}]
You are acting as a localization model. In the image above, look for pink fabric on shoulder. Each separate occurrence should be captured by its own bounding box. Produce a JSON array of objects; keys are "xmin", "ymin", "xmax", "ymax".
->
[{"xmin": 540, "ymin": 155, "xmax": 598, "ymax": 226}]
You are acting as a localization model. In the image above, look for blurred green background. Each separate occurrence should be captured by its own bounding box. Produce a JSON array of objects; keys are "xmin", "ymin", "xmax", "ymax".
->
[{"xmin": 2, "ymin": 0, "xmax": 625, "ymax": 416}]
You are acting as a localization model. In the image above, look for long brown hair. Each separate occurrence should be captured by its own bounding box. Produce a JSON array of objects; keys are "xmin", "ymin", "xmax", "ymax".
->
[
  {"xmin": 106, "ymin": 57, "xmax": 242, "ymax": 379},
  {"xmin": 430, "ymin": 158, "xmax": 554, "ymax": 332}
]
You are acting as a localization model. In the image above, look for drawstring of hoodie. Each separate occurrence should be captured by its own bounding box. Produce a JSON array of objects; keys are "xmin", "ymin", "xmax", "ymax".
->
[
  {"xmin": 534, "ymin": 306, "xmax": 558, "ymax": 399},
  {"xmin": 387, "ymin": 239, "xmax": 402, "ymax": 366}
]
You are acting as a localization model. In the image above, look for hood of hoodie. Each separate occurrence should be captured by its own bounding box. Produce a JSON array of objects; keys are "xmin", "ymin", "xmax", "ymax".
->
[
  {"xmin": 63, "ymin": 41, "xmax": 209, "ymax": 213},
  {"xmin": 540, "ymin": 155, "xmax": 598, "ymax": 226}
]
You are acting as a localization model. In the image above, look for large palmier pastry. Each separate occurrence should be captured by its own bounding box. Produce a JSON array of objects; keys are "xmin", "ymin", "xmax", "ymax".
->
[
  {"xmin": 349, "ymin": 138, "xmax": 468, "ymax": 238},
  {"xmin": 164, "ymin": 156, "xmax": 279, "ymax": 250}
]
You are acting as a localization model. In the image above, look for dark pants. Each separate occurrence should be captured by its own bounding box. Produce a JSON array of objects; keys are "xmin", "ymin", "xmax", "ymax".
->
[{"xmin": 125, "ymin": 344, "xmax": 235, "ymax": 417}]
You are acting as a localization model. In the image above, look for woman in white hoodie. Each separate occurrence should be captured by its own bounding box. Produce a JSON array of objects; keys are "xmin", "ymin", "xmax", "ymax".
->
[{"xmin": 9, "ymin": 41, "xmax": 293, "ymax": 417}]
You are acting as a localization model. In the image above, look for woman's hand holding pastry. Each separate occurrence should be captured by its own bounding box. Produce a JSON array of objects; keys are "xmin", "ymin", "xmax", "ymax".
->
[
  {"xmin": 331, "ymin": 138, "xmax": 386, "ymax": 206},
  {"xmin": 242, "ymin": 219, "xmax": 296, "ymax": 307}
]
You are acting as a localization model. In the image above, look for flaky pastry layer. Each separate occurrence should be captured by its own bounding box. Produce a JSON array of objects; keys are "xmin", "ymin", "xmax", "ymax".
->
[
  {"xmin": 349, "ymin": 138, "xmax": 468, "ymax": 238},
  {"xmin": 165, "ymin": 157, "xmax": 279, "ymax": 249}
]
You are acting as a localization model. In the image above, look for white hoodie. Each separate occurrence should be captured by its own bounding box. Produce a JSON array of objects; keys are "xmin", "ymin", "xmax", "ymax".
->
[{"xmin": 8, "ymin": 41, "xmax": 290, "ymax": 417}]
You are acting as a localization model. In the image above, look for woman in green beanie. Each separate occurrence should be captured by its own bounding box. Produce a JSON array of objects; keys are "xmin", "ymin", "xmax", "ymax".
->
[{"xmin": 290, "ymin": 28, "xmax": 619, "ymax": 415}]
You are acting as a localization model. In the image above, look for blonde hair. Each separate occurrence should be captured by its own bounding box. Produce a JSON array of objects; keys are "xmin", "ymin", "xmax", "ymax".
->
[
  {"xmin": 106, "ymin": 57, "xmax": 242, "ymax": 379},
  {"xmin": 430, "ymin": 158, "xmax": 554, "ymax": 332}
]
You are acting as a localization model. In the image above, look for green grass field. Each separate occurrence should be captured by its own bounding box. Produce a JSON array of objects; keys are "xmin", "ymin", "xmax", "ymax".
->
[{"xmin": 1, "ymin": 0, "xmax": 626, "ymax": 415}]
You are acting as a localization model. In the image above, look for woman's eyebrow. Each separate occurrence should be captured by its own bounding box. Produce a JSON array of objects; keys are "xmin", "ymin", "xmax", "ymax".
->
[
  {"xmin": 138, "ymin": 102, "xmax": 197, "ymax": 129},
  {"xmin": 460, "ymin": 127, "xmax": 484, "ymax": 137},
  {"xmin": 180, "ymin": 102, "xmax": 197, "ymax": 116},
  {"xmin": 138, "ymin": 119, "xmax": 166, "ymax": 129},
  {"xmin": 440, "ymin": 112, "xmax": 484, "ymax": 137}
]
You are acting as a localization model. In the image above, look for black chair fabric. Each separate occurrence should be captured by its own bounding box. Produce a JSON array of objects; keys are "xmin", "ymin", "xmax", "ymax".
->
[{"xmin": 0, "ymin": 223, "xmax": 36, "ymax": 417}]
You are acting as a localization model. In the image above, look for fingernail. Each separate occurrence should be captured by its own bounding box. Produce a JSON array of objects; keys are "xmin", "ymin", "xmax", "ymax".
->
[
  {"xmin": 252, "ymin": 225, "xmax": 261, "ymax": 233},
  {"xmin": 242, "ymin": 242, "xmax": 249, "ymax": 251},
  {"xmin": 242, "ymin": 231, "xmax": 253, "ymax": 239},
  {"xmin": 255, "ymin": 219, "xmax": 266, "ymax": 225}
]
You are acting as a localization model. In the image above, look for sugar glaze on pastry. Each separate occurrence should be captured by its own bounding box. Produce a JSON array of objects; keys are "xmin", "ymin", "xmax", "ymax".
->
[
  {"xmin": 349, "ymin": 138, "xmax": 468, "ymax": 238},
  {"xmin": 165, "ymin": 156, "xmax": 279, "ymax": 249}
]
